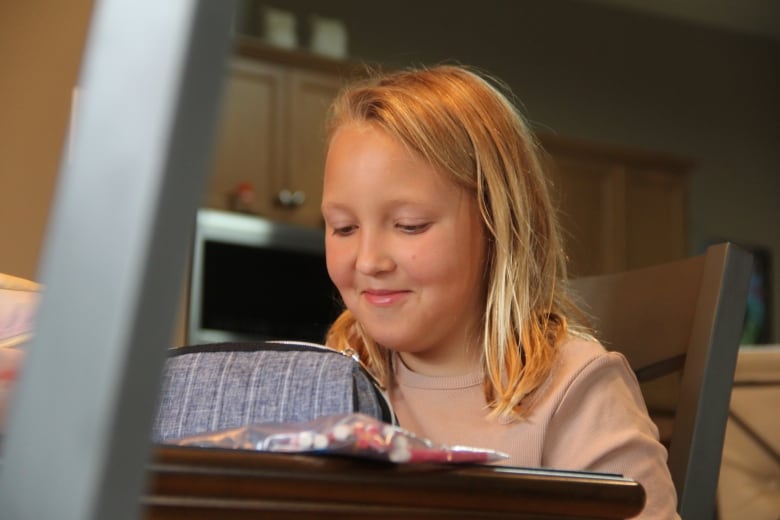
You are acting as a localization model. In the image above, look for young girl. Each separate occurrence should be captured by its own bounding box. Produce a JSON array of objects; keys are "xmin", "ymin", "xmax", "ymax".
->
[{"xmin": 320, "ymin": 65, "xmax": 678, "ymax": 519}]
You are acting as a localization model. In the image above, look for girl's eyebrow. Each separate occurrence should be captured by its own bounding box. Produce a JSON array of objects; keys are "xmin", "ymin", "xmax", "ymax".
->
[
  {"xmin": 320, "ymin": 201, "xmax": 352, "ymax": 213},
  {"xmin": 322, "ymin": 199, "xmax": 432, "ymax": 213},
  {"xmin": 381, "ymin": 198, "xmax": 439, "ymax": 211}
]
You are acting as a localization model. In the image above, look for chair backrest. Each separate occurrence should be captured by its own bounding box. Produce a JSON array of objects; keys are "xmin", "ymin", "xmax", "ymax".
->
[{"xmin": 570, "ymin": 242, "xmax": 753, "ymax": 520}]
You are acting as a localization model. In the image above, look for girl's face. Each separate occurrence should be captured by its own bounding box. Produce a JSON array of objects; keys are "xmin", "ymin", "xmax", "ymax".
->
[{"xmin": 322, "ymin": 122, "xmax": 487, "ymax": 375}]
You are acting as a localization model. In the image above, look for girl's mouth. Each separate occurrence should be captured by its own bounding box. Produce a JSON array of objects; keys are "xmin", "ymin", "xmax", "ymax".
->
[{"xmin": 362, "ymin": 289, "xmax": 409, "ymax": 306}]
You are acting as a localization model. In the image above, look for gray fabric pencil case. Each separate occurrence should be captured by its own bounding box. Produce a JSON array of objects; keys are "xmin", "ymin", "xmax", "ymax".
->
[{"xmin": 152, "ymin": 340, "xmax": 396, "ymax": 442}]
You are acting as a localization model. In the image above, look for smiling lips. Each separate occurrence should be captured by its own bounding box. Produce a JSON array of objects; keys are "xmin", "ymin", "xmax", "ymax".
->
[{"xmin": 362, "ymin": 289, "xmax": 409, "ymax": 306}]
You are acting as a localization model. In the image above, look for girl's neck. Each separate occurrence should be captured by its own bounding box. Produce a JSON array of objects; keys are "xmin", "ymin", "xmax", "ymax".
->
[{"xmin": 396, "ymin": 345, "xmax": 482, "ymax": 377}]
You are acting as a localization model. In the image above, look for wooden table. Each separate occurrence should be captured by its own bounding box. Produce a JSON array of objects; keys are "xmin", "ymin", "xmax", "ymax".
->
[{"xmin": 144, "ymin": 446, "xmax": 645, "ymax": 519}]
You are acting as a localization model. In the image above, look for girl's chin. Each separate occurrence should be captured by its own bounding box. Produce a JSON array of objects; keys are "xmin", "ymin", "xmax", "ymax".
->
[
  {"xmin": 361, "ymin": 329, "xmax": 419, "ymax": 353},
  {"xmin": 356, "ymin": 318, "xmax": 435, "ymax": 353}
]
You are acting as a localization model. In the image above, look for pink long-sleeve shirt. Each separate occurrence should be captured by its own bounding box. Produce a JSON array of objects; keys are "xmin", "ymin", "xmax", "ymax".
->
[{"xmin": 389, "ymin": 337, "xmax": 680, "ymax": 519}]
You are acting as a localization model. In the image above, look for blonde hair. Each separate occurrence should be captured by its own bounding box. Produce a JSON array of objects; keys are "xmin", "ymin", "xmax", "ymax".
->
[{"xmin": 324, "ymin": 64, "xmax": 586, "ymax": 420}]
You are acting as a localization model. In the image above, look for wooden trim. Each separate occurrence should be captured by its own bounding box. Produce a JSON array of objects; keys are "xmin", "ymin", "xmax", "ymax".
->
[
  {"xmin": 232, "ymin": 36, "xmax": 369, "ymax": 79},
  {"xmin": 537, "ymin": 133, "xmax": 695, "ymax": 174},
  {"xmin": 143, "ymin": 445, "xmax": 646, "ymax": 519}
]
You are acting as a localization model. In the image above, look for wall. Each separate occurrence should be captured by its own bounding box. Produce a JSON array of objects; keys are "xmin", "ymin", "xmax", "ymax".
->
[
  {"xmin": 2, "ymin": 0, "xmax": 778, "ymax": 341},
  {"xmin": 0, "ymin": 1, "xmax": 94, "ymax": 281}
]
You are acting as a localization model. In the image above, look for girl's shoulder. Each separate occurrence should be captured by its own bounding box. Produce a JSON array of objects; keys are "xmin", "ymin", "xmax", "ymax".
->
[
  {"xmin": 555, "ymin": 335, "xmax": 609, "ymax": 367},
  {"xmin": 543, "ymin": 335, "xmax": 636, "ymax": 397},
  {"xmin": 520, "ymin": 335, "xmax": 640, "ymax": 421}
]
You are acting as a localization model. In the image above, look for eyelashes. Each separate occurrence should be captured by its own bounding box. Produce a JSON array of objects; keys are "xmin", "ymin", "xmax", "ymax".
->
[
  {"xmin": 328, "ymin": 222, "xmax": 432, "ymax": 237},
  {"xmin": 331, "ymin": 225, "xmax": 357, "ymax": 237},
  {"xmin": 397, "ymin": 223, "xmax": 431, "ymax": 234}
]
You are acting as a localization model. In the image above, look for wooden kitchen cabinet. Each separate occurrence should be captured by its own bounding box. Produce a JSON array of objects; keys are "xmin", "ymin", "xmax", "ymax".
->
[
  {"xmin": 539, "ymin": 134, "xmax": 692, "ymax": 277},
  {"xmin": 285, "ymin": 68, "xmax": 344, "ymax": 225},
  {"xmin": 204, "ymin": 40, "xmax": 352, "ymax": 227}
]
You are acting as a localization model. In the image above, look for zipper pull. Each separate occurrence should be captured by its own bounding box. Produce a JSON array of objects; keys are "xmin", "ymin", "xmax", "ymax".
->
[{"xmin": 342, "ymin": 347, "xmax": 361, "ymax": 363}]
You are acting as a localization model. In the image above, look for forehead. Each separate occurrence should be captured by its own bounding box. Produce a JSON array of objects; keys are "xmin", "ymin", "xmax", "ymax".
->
[{"xmin": 324, "ymin": 123, "xmax": 464, "ymax": 201}]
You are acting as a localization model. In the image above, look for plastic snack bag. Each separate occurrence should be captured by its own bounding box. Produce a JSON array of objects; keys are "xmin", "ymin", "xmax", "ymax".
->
[
  {"xmin": 167, "ymin": 413, "xmax": 508, "ymax": 464},
  {"xmin": 0, "ymin": 347, "xmax": 24, "ymax": 432}
]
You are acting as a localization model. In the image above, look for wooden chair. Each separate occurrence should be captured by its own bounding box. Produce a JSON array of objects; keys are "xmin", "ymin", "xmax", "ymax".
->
[{"xmin": 570, "ymin": 242, "xmax": 753, "ymax": 520}]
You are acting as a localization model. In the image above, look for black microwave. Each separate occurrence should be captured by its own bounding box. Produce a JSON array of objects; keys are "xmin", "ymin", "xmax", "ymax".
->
[{"xmin": 186, "ymin": 209, "xmax": 342, "ymax": 345}]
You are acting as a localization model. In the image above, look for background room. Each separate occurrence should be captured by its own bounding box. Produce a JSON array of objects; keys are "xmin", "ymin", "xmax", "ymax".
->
[
  {"xmin": 1, "ymin": 0, "xmax": 778, "ymax": 342},
  {"xmin": 1, "ymin": 2, "xmax": 778, "ymax": 518}
]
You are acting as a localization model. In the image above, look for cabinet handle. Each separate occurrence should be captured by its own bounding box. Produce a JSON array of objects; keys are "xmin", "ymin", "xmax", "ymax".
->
[{"xmin": 277, "ymin": 189, "xmax": 306, "ymax": 207}]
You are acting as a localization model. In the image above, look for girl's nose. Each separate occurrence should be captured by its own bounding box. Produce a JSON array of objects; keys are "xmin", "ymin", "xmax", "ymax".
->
[{"xmin": 355, "ymin": 232, "xmax": 395, "ymax": 275}]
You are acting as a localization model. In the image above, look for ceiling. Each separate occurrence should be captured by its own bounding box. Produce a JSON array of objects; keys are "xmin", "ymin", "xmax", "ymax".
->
[{"xmin": 579, "ymin": 0, "xmax": 780, "ymax": 42}]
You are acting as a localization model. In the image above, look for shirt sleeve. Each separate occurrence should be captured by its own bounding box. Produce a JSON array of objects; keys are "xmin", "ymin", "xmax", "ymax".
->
[{"xmin": 543, "ymin": 350, "xmax": 681, "ymax": 520}]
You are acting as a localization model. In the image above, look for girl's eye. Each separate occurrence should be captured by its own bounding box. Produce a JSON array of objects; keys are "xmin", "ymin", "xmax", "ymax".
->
[
  {"xmin": 331, "ymin": 225, "xmax": 357, "ymax": 236},
  {"xmin": 398, "ymin": 223, "xmax": 431, "ymax": 234}
]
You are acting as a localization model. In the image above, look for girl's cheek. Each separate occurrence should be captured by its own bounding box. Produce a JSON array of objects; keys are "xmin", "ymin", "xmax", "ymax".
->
[{"xmin": 326, "ymin": 246, "xmax": 350, "ymax": 282}]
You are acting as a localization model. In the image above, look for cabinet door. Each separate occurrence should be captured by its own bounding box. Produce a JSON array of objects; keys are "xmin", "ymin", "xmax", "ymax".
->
[
  {"xmin": 541, "ymin": 135, "xmax": 690, "ymax": 277},
  {"xmin": 625, "ymin": 168, "xmax": 687, "ymax": 270},
  {"xmin": 279, "ymin": 69, "xmax": 343, "ymax": 226},
  {"xmin": 206, "ymin": 59, "xmax": 285, "ymax": 216},
  {"xmin": 546, "ymin": 155, "xmax": 626, "ymax": 276}
]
